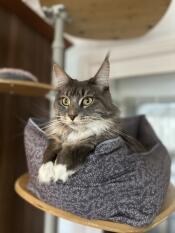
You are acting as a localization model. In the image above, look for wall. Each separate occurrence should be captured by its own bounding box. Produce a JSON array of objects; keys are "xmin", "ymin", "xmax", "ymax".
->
[{"xmin": 0, "ymin": 6, "xmax": 51, "ymax": 233}]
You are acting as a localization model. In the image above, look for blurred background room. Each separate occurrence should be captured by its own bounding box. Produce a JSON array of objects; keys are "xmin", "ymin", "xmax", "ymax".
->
[{"xmin": 0, "ymin": 0, "xmax": 175, "ymax": 233}]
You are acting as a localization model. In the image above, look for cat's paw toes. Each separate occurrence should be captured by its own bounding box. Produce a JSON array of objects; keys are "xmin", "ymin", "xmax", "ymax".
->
[
  {"xmin": 53, "ymin": 164, "xmax": 75, "ymax": 183},
  {"xmin": 38, "ymin": 161, "xmax": 54, "ymax": 183}
]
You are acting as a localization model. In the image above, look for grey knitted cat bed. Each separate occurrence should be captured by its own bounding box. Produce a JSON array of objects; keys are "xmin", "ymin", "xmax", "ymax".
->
[
  {"xmin": 0, "ymin": 68, "xmax": 38, "ymax": 81},
  {"xmin": 24, "ymin": 115, "xmax": 171, "ymax": 227}
]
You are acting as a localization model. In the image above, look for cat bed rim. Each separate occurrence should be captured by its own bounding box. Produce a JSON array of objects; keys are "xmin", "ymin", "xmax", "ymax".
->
[{"xmin": 28, "ymin": 116, "xmax": 163, "ymax": 159}]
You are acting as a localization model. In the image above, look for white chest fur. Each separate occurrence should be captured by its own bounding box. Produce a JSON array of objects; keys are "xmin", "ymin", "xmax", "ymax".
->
[
  {"xmin": 66, "ymin": 119, "xmax": 112, "ymax": 144},
  {"xmin": 66, "ymin": 129, "xmax": 93, "ymax": 143}
]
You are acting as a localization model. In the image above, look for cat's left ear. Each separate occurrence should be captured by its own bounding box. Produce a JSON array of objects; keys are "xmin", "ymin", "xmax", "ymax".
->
[{"xmin": 90, "ymin": 53, "xmax": 110, "ymax": 89}]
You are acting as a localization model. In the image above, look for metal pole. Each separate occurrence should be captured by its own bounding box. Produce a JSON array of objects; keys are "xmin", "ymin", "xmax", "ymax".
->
[
  {"xmin": 43, "ymin": 5, "xmax": 68, "ymax": 233},
  {"xmin": 44, "ymin": 214, "xmax": 57, "ymax": 233},
  {"xmin": 52, "ymin": 7, "xmax": 66, "ymax": 68}
]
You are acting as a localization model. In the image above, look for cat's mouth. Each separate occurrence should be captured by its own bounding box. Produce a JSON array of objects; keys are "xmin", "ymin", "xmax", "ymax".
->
[
  {"xmin": 66, "ymin": 120, "xmax": 87, "ymax": 130},
  {"xmin": 62, "ymin": 118, "xmax": 79, "ymax": 128},
  {"xmin": 70, "ymin": 121, "xmax": 77, "ymax": 127}
]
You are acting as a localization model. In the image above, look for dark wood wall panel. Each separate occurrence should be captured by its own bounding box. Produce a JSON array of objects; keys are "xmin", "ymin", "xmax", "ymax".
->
[{"xmin": 0, "ymin": 7, "xmax": 51, "ymax": 233}]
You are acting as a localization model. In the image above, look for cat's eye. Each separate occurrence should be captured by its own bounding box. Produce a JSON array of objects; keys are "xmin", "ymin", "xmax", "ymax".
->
[
  {"xmin": 60, "ymin": 96, "xmax": 70, "ymax": 107},
  {"xmin": 82, "ymin": 97, "xmax": 94, "ymax": 107}
]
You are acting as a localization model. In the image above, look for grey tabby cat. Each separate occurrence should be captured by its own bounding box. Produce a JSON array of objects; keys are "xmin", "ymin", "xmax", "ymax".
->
[{"xmin": 38, "ymin": 55, "xmax": 143, "ymax": 183}]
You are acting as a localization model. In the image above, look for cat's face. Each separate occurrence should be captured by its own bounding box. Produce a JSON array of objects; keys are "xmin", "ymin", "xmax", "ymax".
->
[{"xmin": 53, "ymin": 55, "xmax": 119, "ymax": 129}]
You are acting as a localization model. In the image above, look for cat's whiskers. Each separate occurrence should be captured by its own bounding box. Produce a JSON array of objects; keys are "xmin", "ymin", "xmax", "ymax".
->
[
  {"xmin": 42, "ymin": 122, "xmax": 61, "ymax": 131},
  {"xmin": 79, "ymin": 116, "xmax": 103, "ymax": 124},
  {"xmin": 42, "ymin": 118, "xmax": 64, "ymax": 138}
]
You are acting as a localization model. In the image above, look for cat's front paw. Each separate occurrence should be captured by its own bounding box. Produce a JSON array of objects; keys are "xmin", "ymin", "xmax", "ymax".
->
[
  {"xmin": 38, "ymin": 161, "xmax": 54, "ymax": 183},
  {"xmin": 53, "ymin": 164, "xmax": 75, "ymax": 183}
]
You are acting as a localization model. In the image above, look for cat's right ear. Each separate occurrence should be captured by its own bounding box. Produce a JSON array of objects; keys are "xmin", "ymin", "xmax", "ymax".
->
[{"xmin": 53, "ymin": 64, "xmax": 70, "ymax": 87}]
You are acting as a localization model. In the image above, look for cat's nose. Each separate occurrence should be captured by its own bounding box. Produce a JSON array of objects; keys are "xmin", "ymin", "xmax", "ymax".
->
[{"xmin": 68, "ymin": 114, "xmax": 77, "ymax": 121}]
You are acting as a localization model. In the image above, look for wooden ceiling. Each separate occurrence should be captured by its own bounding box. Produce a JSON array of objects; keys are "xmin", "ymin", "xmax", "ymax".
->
[{"xmin": 41, "ymin": 0, "xmax": 171, "ymax": 40}]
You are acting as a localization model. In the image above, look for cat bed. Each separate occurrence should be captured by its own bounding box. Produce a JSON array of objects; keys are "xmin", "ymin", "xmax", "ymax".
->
[
  {"xmin": 24, "ymin": 115, "xmax": 171, "ymax": 227},
  {"xmin": 0, "ymin": 68, "xmax": 38, "ymax": 81}
]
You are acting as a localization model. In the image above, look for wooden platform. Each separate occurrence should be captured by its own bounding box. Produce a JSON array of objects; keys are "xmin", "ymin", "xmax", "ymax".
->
[
  {"xmin": 41, "ymin": 0, "xmax": 171, "ymax": 40},
  {"xmin": 15, "ymin": 174, "xmax": 175, "ymax": 233},
  {"xmin": 0, "ymin": 80, "xmax": 54, "ymax": 97}
]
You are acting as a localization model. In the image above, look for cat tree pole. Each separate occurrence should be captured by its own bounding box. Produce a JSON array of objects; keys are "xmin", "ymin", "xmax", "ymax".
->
[{"xmin": 43, "ymin": 4, "xmax": 68, "ymax": 233}]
